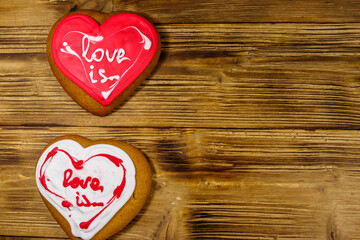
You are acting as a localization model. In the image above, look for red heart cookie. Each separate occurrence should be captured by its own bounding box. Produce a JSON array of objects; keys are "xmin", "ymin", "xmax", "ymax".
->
[
  {"xmin": 47, "ymin": 11, "xmax": 161, "ymax": 116},
  {"xmin": 35, "ymin": 135, "xmax": 152, "ymax": 239}
]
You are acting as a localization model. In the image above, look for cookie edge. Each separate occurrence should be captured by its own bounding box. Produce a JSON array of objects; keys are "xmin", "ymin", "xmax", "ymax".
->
[
  {"xmin": 46, "ymin": 11, "xmax": 161, "ymax": 116},
  {"xmin": 36, "ymin": 135, "xmax": 152, "ymax": 240}
]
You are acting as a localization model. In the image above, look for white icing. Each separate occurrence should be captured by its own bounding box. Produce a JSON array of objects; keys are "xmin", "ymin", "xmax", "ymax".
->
[
  {"xmin": 81, "ymin": 35, "xmax": 129, "ymax": 64},
  {"xmin": 99, "ymin": 69, "xmax": 120, "ymax": 84},
  {"xmin": 101, "ymin": 89, "xmax": 112, "ymax": 100},
  {"xmin": 128, "ymin": 26, "xmax": 152, "ymax": 50},
  {"xmin": 35, "ymin": 140, "xmax": 136, "ymax": 240},
  {"xmin": 89, "ymin": 65, "xmax": 97, "ymax": 83},
  {"xmin": 99, "ymin": 27, "xmax": 152, "ymax": 99},
  {"xmin": 105, "ymin": 49, "xmax": 118, "ymax": 62},
  {"xmin": 60, "ymin": 26, "xmax": 151, "ymax": 100},
  {"xmin": 89, "ymin": 67, "xmax": 120, "ymax": 84}
]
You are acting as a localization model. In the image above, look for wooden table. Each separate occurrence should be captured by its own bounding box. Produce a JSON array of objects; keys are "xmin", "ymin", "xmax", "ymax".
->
[{"xmin": 1, "ymin": 0, "xmax": 360, "ymax": 239}]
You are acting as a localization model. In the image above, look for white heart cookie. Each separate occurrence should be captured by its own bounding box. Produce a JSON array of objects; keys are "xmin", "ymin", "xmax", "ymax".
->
[{"xmin": 35, "ymin": 136, "xmax": 151, "ymax": 240}]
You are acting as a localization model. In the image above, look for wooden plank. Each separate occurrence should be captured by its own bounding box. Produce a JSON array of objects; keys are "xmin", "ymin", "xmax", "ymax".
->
[
  {"xmin": 3, "ymin": 0, "xmax": 360, "ymax": 25},
  {"xmin": 1, "ymin": 24, "xmax": 360, "ymax": 128},
  {"xmin": 113, "ymin": 0, "xmax": 360, "ymax": 24},
  {"xmin": 0, "ymin": 0, "xmax": 73, "ymax": 27},
  {"xmin": 1, "ymin": 127, "xmax": 360, "ymax": 238},
  {"xmin": 0, "ymin": 237, "xmax": 64, "ymax": 240},
  {"xmin": 3, "ymin": 1, "xmax": 360, "ymax": 240}
]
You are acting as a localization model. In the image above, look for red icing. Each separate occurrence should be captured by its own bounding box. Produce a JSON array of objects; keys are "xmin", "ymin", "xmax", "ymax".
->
[
  {"xmin": 63, "ymin": 169, "xmax": 104, "ymax": 192},
  {"xmin": 57, "ymin": 148, "xmax": 84, "ymax": 170},
  {"xmin": 39, "ymin": 148, "xmax": 65, "ymax": 199},
  {"xmin": 87, "ymin": 153, "xmax": 123, "ymax": 167},
  {"xmin": 39, "ymin": 146, "xmax": 127, "ymax": 230},
  {"xmin": 76, "ymin": 192, "xmax": 104, "ymax": 207},
  {"xmin": 46, "ymin": 147, "xmax": 84, "ymax": 170},
  {"xmin": 89, "ymin": 178, "xmax": 103, "ymax": 192},
  {"xmin": 62, "ymin": 200, "xmax": 73, "ymax": 210},
  {"xmin": 51, "ymin": 13, "xmax": 158, "ymax": 106},
  {"xmin": 80, "ymin": 163, "xmax": 127, "ymax": 229}
]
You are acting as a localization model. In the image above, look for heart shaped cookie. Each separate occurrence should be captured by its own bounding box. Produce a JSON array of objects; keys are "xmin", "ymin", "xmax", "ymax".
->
[
  {"xmin": 47, "ymin": 11, "xmax": 161, "ymax": 116},
  {"xmin": 35, "ymin": 135, "xmax": 152, "ymax": 240}
]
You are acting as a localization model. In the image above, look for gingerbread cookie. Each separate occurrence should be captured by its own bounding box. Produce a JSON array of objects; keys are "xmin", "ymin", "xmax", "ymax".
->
[
  {"xmin": 47, "ymin": 11, "xmax": 161, "ymax": 116},
  {"xmin": 35, "ymin": 135, "xmax": 152, "ymax": 239}
]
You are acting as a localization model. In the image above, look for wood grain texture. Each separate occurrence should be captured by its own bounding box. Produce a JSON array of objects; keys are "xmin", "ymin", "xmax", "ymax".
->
[
  {"xmin": 4, "ymin": 0, "xmax": 360, "ymax": 25},
  {"xmin": 2, "ymin": 0, "xmax": 360, "ymax": 239},
  {"xmin": 1, "ymin": 127, "xmax": 360, "ymax": 239},
  {"xmin": 1, "ymin": 24, "xmax": 360, "ymax": 128},
  {"xmin": 113, "ymin": 0, "xmax": 360, "ymax": 24}
]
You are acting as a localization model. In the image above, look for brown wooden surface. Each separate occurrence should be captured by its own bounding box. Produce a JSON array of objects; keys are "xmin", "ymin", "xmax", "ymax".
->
[{"xmin": 2, "ymin": 0, "xmax": 360, "ymax": 239}]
